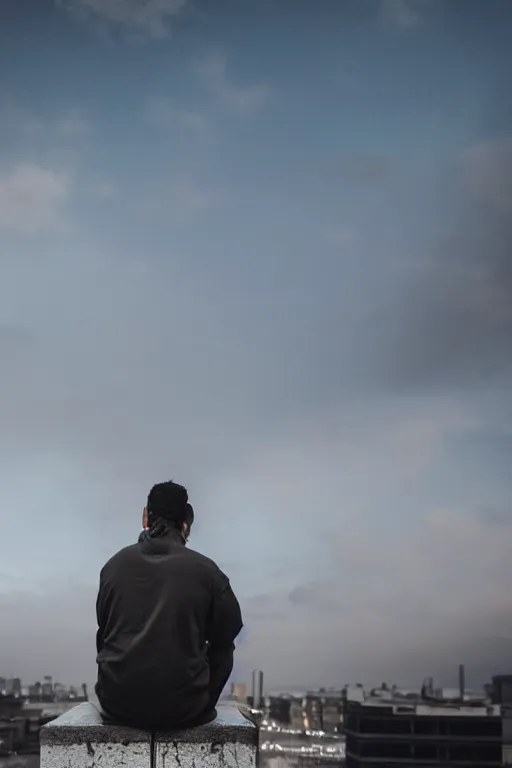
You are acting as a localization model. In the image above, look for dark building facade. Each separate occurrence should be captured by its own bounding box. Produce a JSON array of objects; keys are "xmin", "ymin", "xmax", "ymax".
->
[
  {"xmin": 304, "ymin": 691, "xmax": 343, "ymax": 734},
  {"xmin": 491, "ymin": 675, "xmax": 512, "ymax": 767},
  {"xmin": 344, "ymin": 687, "xmax": 502, "ymax": 768},
  {"xmin": 268, "ymin": 695, "xmax": 292, "ymax": 724}
]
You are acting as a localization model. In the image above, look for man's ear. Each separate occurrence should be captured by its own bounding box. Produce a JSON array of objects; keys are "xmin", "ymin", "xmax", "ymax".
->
[{"xmin": 142, "ymin": 507, "xmax": 149, "ymax": 530}]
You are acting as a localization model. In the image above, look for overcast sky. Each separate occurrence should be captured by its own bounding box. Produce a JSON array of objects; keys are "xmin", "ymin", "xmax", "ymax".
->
[{"xmin": 1, "ymin": 0, "xmax": 512, "ymax": 693}]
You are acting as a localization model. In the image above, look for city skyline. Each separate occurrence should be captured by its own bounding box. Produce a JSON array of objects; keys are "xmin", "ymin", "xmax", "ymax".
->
[{"xmin": 1, "ymin": 0, "xmax": 512, "ymax": 689}]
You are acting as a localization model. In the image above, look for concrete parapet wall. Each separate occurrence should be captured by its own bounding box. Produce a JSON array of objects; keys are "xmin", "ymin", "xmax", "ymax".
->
[{"xmin": 40, "ymin": 702, "xmax": 258, "ymax": 768}]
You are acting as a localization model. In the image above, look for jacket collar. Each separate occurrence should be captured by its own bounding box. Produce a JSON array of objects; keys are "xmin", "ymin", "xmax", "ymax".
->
[
  {"xmin": 139, "ymin": 526, "xmax": 186, "ymax": 549},
  {"xmin": 160, "ymin": 527, "xmax": 186, "ymax": 546}
]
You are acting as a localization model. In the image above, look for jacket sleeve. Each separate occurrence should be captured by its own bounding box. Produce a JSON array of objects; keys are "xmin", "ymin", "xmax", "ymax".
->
[
  {"xmin": 95, "ymin": 569, "xmax": 106, "ymax": 655},
  {"xmin": 207, "ymin": 572, "xmax": 243, "ymax": 651},
  {"xmin": 205, "ymin": 573, "xmax": 243, "ymax": 708}
]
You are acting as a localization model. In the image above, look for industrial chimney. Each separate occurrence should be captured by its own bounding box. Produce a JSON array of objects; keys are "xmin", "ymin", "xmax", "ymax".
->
[
  {"xmin": 252, "ymin": 670, "xmax": 264, "ymax": 709},
  {"xmin": 459, "ymin": 664, "xmax": 465, "ymax": 701}
]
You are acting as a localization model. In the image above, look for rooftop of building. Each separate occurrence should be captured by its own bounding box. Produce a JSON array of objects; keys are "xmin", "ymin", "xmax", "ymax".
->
[
  {"xmin": 344, "ymin": 683, "xmax": 501, "ymax": 717},
  {"xmin": 267, "ymin": 688, "xmax": 343, "ymax": 701}
]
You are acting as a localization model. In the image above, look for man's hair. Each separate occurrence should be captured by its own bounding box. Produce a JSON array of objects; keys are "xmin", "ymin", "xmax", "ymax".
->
[{"xmin": 147, "ymin": 480, "xmax": 194, "ymax": 531}]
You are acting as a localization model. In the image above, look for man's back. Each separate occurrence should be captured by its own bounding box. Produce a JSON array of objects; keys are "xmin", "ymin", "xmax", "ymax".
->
[{"xmin": 96, "ymin": 528, "xmax": 242, "ymax": 729}]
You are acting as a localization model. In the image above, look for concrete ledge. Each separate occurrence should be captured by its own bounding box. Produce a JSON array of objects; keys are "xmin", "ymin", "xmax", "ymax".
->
[
  {"xmin": 154, "ymin": 705, "xmax": 257, "ymax": 768},
  {"xmin": 40, "ymin": 702, "xmax": 257, "ymax": 768},
  {"xmin": 155, "ymin": 703, "xmax": 256, "ymax": 744},
  {"xmin": 40, "ymin": 702, "xmax": 150, "ymax": 744}
]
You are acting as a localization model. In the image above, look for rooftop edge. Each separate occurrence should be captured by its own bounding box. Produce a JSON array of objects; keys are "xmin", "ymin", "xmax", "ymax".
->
[{"xmin": 40, "ymin": 702, "xmax": 257, "ymax": 746}]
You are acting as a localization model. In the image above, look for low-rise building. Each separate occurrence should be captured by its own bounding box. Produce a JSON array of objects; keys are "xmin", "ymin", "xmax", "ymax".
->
[{"xmin": 343, "ymin": 676, "xmax": 509, "ymax": 768}]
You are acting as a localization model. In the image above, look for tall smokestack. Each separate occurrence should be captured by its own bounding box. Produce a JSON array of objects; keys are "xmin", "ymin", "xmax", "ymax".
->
[
  {"xmin": 459, "ymin": 664, "xmax": 465, "ymax": 701},
  {"xmin": 252, "ymin": 670, "xmax": 263, "ymax": 709}
]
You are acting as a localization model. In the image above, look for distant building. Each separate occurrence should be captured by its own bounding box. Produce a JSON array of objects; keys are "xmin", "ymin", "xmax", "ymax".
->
[
  {"xmin": 252, "ymin": 670, "xmax": 264, "ymax": 709},
  {"xmin": 41, "ymin": 676, "xmax": 54, "ymax": 700},
  {"xmin": 491, "ymin": 675, "xmax": 512, "ymax": 766},
  {"xmin": 343, "ymin": 678, "xmax": 506, "ymax": 767},
  {"xmin": 305, "ymin": 690, "xmax": 343, "ymax": 734},
  {"xmin": 5, "ymin": 678, "xmax": 22, "ymax": 696},
  {"xmin": 262, "ymin": 689, "xmax": 343, "ymax": 734},
  {"xmin": 29, "ymin": 682, "xmax": 42, "ymax": 700},
  {"xmin": 231, "ymin": 683, "xmax": 247, "ymax": 702},
  {"xmin": 268, "ymin": 695, "xmax": 291, "ymax": 724}
]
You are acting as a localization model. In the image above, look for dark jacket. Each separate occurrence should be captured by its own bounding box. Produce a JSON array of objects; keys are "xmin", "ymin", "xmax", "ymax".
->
[{"xmin": 95, "ymin": 529, "xmax": 243, "ymax": 729}]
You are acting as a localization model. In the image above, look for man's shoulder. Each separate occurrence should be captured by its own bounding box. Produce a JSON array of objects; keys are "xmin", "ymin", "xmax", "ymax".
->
[
  {"xmin": 100, "ymin": 543, "xmax": 139, "ymax": 575},
  {"xmin": 184, "ymin": 546, "xmax": 220, "ymax": 571},
  {"xmin": 183, "ymin": 547, "xmax": 229, "ymax": 584}
]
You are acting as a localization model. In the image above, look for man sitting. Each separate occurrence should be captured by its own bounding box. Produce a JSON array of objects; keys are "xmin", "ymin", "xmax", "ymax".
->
[{"xmin": 95, "ymin": 480, "xmax": 243, "ymax": 729}]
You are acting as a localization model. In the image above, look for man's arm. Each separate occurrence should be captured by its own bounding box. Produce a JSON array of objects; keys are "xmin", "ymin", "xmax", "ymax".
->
[
  {"xmin": 206, "ymin": 575, "xmax": 243, "ymax": 709},
  {"xmin": 95, "ymin": 570, "xmax": 106, "ymax": 656}
]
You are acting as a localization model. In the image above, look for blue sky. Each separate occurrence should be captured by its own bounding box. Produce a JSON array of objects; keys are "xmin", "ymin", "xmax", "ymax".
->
[{"xmin": 1, "ymin": 0, "xmax": 512, "ymax": 691}]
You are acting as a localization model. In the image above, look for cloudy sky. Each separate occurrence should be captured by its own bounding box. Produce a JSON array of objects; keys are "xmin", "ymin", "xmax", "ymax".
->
[{"xmin": 1, "ymin": 0, "xmax": 512, "ymax": 693}]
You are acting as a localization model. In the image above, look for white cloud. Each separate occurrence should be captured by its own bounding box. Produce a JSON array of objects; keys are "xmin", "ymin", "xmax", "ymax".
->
[
  {"xmin": 383, "ymin": 0, "xmax": 425, "ymax": 29},
  {"xmin": 141, "ymin": 175, "xmax": 218, "ymax": 223},
  {"xmin": 146, "ymin": 98, "xmax": 212, "ymax": 143},
  {"xmin": 464, "ymin": 137, "xmax": 512, "ymax": 211},
  {"xmin": 0, "ymin": 163, "xmax": 71, "ymax": 235},
  {"xmin": 324, "ymin": 227, "xmax": 358, "ymax": 247},
  {"xmin": 61, "ymin": 0, "xmax": 189, "ymax": 38},
  {"xmin": 168, "ymin": 177, "xmax": 215, "ymax": 220},
  {"xmin": 195, "ymin": 51, "xmax": 271, "ymax": 114},
  {"xmin": 96, "ymin": 180, "xmax": 116, "ymax": 199},
  {"xmin": 4, "ymin": 106, "xmax": 92, "ymax": 142},
  {"xmin": 55, "ymin": 111, "xmax": 92, "ymax": 140},
  {"xmin": 88, "ymin": 176, "xmax": 116, "ymax": 200}
]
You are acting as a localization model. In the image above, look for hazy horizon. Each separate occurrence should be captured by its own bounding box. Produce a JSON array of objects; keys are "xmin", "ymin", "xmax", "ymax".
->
[{"xmin": 1, "ymin": 0, "xmax": 512, "ymax": 691}]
